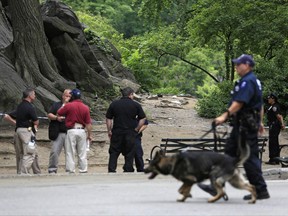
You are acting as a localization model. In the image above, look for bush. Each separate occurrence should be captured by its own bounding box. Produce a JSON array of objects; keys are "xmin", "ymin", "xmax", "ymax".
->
[{"xmin": 195, "ymin": 81, "xmax": 233, "ymax": 118}]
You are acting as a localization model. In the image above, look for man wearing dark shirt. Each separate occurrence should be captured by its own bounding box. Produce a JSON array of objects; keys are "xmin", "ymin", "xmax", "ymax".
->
[
  {"xmin": 106, "ymin": 87, "xmax": 146, "ymax": 172},
  {"xmin": 266, "ymin": 93, "xmax": 285, "ymax": 165},
  {"xmin": 4, "ymin": 88, "xmax": 40, "ymax": 174},
  {"xmin": 47, "ymin": 89, "xmax": 71, "ymax": 173}
]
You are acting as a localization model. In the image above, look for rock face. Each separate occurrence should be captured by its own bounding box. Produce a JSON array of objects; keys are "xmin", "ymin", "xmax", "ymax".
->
[{"xmin": 0, "ymin": 0, "xmax": 138, "ymax": 118}]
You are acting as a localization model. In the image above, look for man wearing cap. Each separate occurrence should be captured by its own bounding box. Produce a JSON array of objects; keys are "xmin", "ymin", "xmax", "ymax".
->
[
  {"xmin": 266, "ymin": 93, "xmax": 285, "ymax": 165},
  {"xmin": 106, "ymin": 87, "xmax": 146, "ymax": 172},
  {"xmin": 198, "ymin": 54, "xmax": 270, "ymax": 200},
  {"xmin": 57, "ymin": 88, "xmax": 92, "ymax": 173}
]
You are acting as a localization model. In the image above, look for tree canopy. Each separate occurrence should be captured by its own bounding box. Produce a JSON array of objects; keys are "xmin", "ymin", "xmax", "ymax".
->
[{"xmin": 8, "ymin": 0, "xmax": 288, "ymax": 121}]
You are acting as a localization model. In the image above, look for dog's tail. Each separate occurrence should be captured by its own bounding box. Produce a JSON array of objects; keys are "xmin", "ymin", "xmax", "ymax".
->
[{"xmin": 235, "ymin": 134, "xmax": 250, "ymax": 166}]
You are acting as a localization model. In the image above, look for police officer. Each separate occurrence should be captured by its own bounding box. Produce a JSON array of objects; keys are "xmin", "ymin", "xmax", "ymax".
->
[
  {"xmin": 198, "ymin": 54, "xmax": 270, "ymax": 200},
  {"xmin": 266, "ymin": 93, "xmax": 285, "ymax": 165},
  {"xmin": 4, "ymin": 88, "xmax": 41, "ymax": 174},
  {"xmin": 106, "ymin": 87, "xmax": 146, "ymax": 173},
  {"xmin": 134, "ymin": 119, "xmax": 148, "ymax": 172}
]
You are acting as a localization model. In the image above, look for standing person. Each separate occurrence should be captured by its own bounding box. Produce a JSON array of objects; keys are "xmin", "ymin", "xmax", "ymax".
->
[
  {"xmin": 106, "ymin": 87, "xmax": 146, "ymax": 173},
  {"xmin": 198, "ymin": 54, "xmax": 270, "ymax": 200},
  {"xmin": 57, "ymin": 88, "xmax": 92, "ymax": 173},
  {"xmin": 134, "ymin": 119, "xmax": 148, "ymax": 172},
  {"xmin": 265, "ymin": 93, "xmax": 285, "ymax": 165},
  {"xmin": 47, "ymin": 89, "xmax": 71, "ymax": 173},
  {"xmin": 3, "ymin": 110, "xmax": 41, "ymax": 174},
  {"xmin": 5, "ymin": 88, "xmax": 41, "ymax": 174}
]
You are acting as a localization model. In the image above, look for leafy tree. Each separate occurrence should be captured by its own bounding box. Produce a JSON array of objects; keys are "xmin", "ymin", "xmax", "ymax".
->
[{"xmin": 62, "ymin": 0, "xmax": 148, "ymax": 38}]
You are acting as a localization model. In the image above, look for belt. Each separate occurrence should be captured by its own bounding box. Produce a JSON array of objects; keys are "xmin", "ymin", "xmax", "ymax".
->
[{"xmin": 68, "ymin": 127, "xmax": 84, "ymax": 130}]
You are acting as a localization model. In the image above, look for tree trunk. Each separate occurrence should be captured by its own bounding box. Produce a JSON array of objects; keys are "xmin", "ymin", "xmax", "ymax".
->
[{"xmin": 9, "ymin": 0, "xmax": 69, "ymax": 97}]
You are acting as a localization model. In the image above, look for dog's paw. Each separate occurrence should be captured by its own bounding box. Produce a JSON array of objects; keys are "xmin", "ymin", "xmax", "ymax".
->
[
  {"xmin": 207, "ymin": 197, "xmax": 216, "ymax": 203},
  {"xmin": 177, "ymin": 196, "xmax": 187, "ymax": 202},
  {"xmin": 248, "ymin": 200, "xmax": 256, "ymax": 204}
]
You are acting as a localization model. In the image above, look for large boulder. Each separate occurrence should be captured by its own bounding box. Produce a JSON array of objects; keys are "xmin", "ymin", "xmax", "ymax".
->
[{"xmin": 0, "ymin": 0, "xmax": 140, "ymax": 120}]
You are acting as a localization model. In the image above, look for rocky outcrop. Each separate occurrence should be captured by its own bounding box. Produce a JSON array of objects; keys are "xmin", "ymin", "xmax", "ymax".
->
[{"xmin": 0, "ymin": 0, "xmax": 139, "ymax": 119}]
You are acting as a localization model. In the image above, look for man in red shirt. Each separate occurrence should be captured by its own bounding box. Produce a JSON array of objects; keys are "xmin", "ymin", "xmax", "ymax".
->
[{"xmin": 57, "ymin": 89, "xmax": 92, "ymax": 173}]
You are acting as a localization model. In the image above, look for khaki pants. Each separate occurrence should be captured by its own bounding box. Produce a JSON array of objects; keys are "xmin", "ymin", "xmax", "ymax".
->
[
  {"xmin": 15, "ymin": 128, "xmax": 41, "ymax": 174},
  {"xmin": 65, "ymin": 129, "xmax": 87, "ymax": 173}
]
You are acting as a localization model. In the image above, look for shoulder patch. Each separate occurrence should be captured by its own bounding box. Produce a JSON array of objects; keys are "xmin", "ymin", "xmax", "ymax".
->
[{"xmin": 241, "ymin": 81, "xmax": 247, "ymax": 88}]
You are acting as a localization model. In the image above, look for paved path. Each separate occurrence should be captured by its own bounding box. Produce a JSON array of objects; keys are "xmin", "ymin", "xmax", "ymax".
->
[{"xmin": 0, "ymin": 173, "xmax": 287, "ymax": 216}]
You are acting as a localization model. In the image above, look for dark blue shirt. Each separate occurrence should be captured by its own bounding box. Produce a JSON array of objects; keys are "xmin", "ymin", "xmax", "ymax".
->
[{"xmin": 230, "ymin": 71, "xmax": 263, "ymax": 112}]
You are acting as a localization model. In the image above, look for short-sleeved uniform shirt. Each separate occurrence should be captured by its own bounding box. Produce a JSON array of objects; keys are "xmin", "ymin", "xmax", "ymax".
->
[
  {"xmin": 230, "ymin": 71, "xmax": 263, "ymax": 114},
  {"xmin": 106, "ymin": 97, "xmax": 146, "ymax": 133},
  {"xmin": 48, "ymin": 101, "xmax": 67, "ymax": 133},
  {"xmin": 15, "ymin": 100, "xmax": 38, "ymax": 129},
  {"xmin": 267, "ymin": 103, "xmax": 281, "ymax": 125},
  {"xmin": 57, "ymin": 99, "xmax": 91, "ymax": 129}
]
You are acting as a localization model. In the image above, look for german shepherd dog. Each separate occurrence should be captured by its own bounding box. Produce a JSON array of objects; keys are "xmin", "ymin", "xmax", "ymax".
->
[{"xmin": 144, "ymin": 143, "xmax": 256, "ymax": 204}]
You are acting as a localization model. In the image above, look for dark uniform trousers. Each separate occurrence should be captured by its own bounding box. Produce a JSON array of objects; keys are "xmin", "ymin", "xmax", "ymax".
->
[
  {"xmin": 108, "ymin": 130, "xmax": 137, "ymax": 172},
  {"xmin": 268, "ymin": 122, "xmax": 281, "ymax": 160},
  {"xmin": 225, "ymin": 125, "xmax": 268, "ymax": 194},
  {"xmin": 135, "ymin": 135, "xmax": 144, "ymax": 172}
]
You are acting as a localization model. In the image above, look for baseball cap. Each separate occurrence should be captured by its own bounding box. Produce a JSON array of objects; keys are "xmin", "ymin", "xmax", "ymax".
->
[
  {"xmin": 232, "ymin": 54, "xmax": 255, "ymax": 67},
  {"xmin": 70, "ymin": 88, "xmax": 81, "ymax": 99},
  {"xmin": 267, "ymin": 93, "xmax": 278, "ymax": 100}
]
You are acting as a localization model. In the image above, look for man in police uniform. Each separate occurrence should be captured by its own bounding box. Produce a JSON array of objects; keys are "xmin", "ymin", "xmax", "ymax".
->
[
  {"xmin": 198, "ymin": 54, "xmax": 270, "ymax": 200},
  {"xmin": 106, "ymin": 87, "xmax": 146, "ymax": 172},
  {"xmin": 266, "ymin": 93, "xmax": 285, "ymax": 165},
  {"xmin": 4, "ymin": 88, "xmax": 41, "ymax": 174}
]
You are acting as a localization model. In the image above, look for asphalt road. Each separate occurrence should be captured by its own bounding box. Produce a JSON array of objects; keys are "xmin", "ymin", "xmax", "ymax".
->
[{"xmin": 0, "ymin": 173, "xmax": 287, "ymax": 216}]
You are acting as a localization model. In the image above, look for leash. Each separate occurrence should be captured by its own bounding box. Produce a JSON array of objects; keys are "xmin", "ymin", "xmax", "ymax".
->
[{"xmin": 196, "ymin": 121, "xmax": 217, "ymax": 141}]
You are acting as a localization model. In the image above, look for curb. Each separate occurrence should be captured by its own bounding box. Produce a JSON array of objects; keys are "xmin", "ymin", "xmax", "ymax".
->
[{"xmin": 263, "ymin": 168, "xmax": 288, "ymax": 180}]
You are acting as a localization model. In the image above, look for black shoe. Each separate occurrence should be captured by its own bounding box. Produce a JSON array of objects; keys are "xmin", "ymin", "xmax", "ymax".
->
[
  {"xmin": 48, "ymin": 170, "xmax": 57, "ymax": 174},
  {"xmin": 243, "ymin": 191, "xmax": 270, "ymax": 200},
  {"xmin": 265, "ymin": 161, "xmax": 279, "ymax": 165},
  {"xmin": 197, "ymin": 183, "xmax": 217, "ymax": 196}
]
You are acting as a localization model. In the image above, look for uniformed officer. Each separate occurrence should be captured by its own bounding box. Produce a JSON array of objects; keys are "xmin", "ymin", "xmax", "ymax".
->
[
  {"xmin": 106, "ymin": 87, "xmax": 146, "ymax": 172},
  {"xmin": 4, "ymin": 88, "xmax": 41, "ymax": 174},
  {"xmin": 198, "ymin": 54, "xmax": 270, "ymax": 200},
  {"xmin": 266, "ymin": 93, "xmax": 285, "ymax": 165}
]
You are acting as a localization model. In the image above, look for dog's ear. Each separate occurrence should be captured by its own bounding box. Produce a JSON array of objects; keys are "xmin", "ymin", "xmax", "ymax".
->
[
  {"xmin": 155, "ymin": 150, "xmax": 165, "ymax": 158},
  {"xmin": 159, "ymin": 149, "xmax": 165, "ymax": 156}
]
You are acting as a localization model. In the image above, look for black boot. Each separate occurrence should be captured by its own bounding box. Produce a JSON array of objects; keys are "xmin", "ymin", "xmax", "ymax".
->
[
  {"xmin": 197, "ymin": 183, "xmax": 217, "ymax": 196},
  {"xmin": 243, "ymin": 191, "xmax": 270, "ymax": 200}
]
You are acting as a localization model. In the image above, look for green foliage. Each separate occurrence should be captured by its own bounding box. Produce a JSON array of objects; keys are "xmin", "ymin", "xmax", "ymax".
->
[
  {"xmin": 58, "ymin": 0, "xmax": 288, "ymax": 117},
  {"xmin": 152, "ymin": 87, "xmax": 181, "ymax": 95},
  {"xmin": 76, "ymin": 11, "xmax": 122, "ymax": 42},
  {"xmin": 195, "ymin": 81, "xmax": 233, "ymax": 118},
  {"xmin": 62, "ymin": 0, "xmax": 148, "ymax": 38}
]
